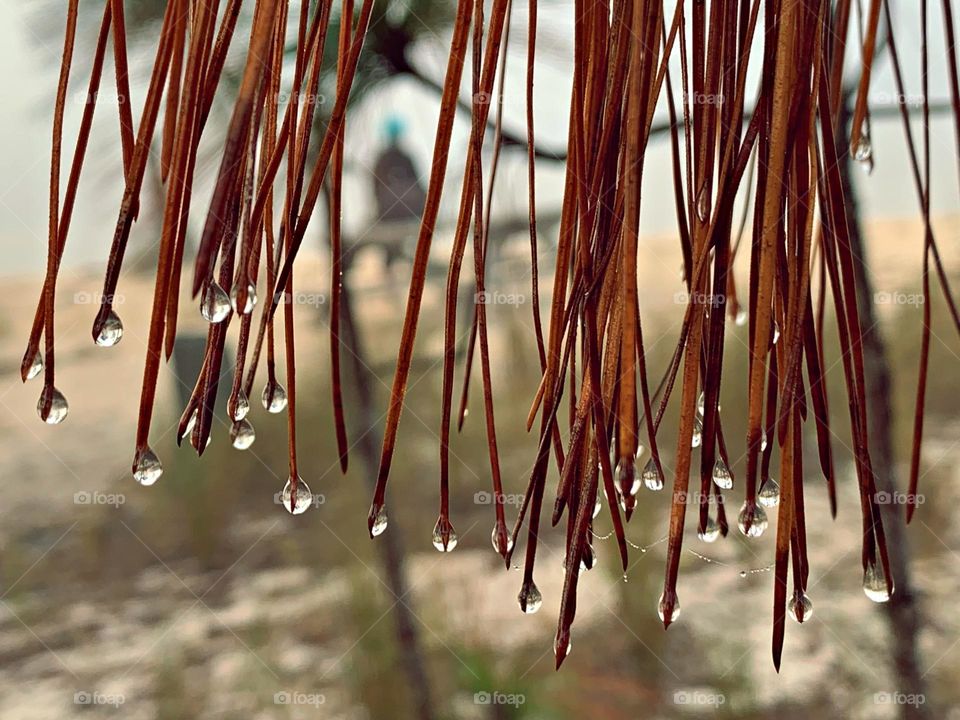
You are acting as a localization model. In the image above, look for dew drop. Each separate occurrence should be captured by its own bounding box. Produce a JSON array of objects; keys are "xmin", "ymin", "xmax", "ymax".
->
[
  {"xmin": 657, "ymin": 592, "xmax": 681, "ymax": 623},
  {"xmin": 737, "ymin": 502, "xmax": 768, "ymax": 538},
  {"xmin": 200, "ymin": 281, "xmax": 231, "ymax": 323},
  {"xmin": 862, "ymin": 561, "xmax": 894, "ymax": 603},
  {"xmin": 758, "ymin": 479, "xmax": 781, "ymax": 508},
  {"xmin": 26, "ymin": 352, "xmax": 43, "ymax": 381},
  {"xmin": 230, "ymin": 280, "xmax": 258, "ymax": 315},
  {"xmin": 133, "ymin": 448, "xmax": 163, "ymax": 486},
  {"xmin": 179, "ymin": 409, "xmax": 198, "ymax": 444},
  {"xmin": 697, "ymin": 516, "xmax": 721, "ymax": 543},
  {"xmin": 554, "ymin": 634, "xmax": 572, "ymax": 657},
  {"xmin": 491, "ymin": 525, "xmax": 514, "ymax": 554},
  {"xmin": 431, "ymin": 517, "xmax": 458, "ymax": 552},
  {"xmin": 281, "ymin": 476, "xmax": 313, "ymax": 515},
  {"xmin": 696, "ymin": 186, "xmax": 710, "ymax": 223},
  {"xmin": 853, "ymin": 133, "xmax": 873, "ymax": 165},
  {"xmin": 37, "ymin": 387, "xmax": 69, "ymax": 425},
  {"xmin": 231, "ymin": 390, "xmax": 250, "ymax": 421},
  {"xmin": 739, "ymin": 570, "xmax": 748, "ymax": 578},
  {"xmin": 772, "ymin": 321, "xmax": 781, "ymax": 345},
  {"xmin": 230, "ymin": 419, "xmax": 256, "ymax": 450},
  {"xmin": 95, "ymin": 310, "xmax": 124, "ymax": 347},
  {"xmin": 760, "ymin": 429, "xmax": 768, "ymax": 452},
  {"xmin": 190, "ymin": 431, "xmax": 211, "ymax": 451},
  {"xmin": 712, "ymin": 459, "xmax": 733, "ymax": 490},
  {"xmin": 616, "ymin": 456, "xmax": 640, "ymax": 497},
  {"xmin": 641, "ymin": 457, "xmax": 663, "ymax": 491},
  {"xmin": 691, "ymin": 416, "xmax": 703, "ymax": 448},
  {"xmin": 370, "ymin": 505, "xmax": 389, "ymax": 537},
  {"xmin": 735, "ymin": 308, "xmax": 748, "ymax": 327},
  {"xmin": 593, "ymin": 494, "xmax": 602, "ymax": 519},
  {"xmin": 518, "ymin": 581, "xmax": 543, "ymax": 614},
  {"xmin": 788, "ymin": 591, "xmax": 814, "ymax": 623},
  {"xmin": 697, "ymin": 391, "xmax": 720, "ymax": 417},
  {"xmin": 261, "ymin": 381, "xmax": 288, "ymax": 413}
]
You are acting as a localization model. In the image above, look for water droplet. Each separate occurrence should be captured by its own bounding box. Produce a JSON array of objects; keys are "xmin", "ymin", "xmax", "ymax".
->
[
  {"xmin": 518, "ymin": 581, "xmax": 542, "ymax": 614},
  {"xmin": 370, "ymin": 505, "xmax": 388, "ymax": 537},
  {"xmin": 615, "ymin": 456, "xmax": 639, "ymax": 497},
  {"xmin": 179, "ymin": 409, "xmax": 198, "ymax": 444},
  {"xmin": 760, "ymin": 429, "xmax": 768, "ymax": 452},
  {"xmin": 641, "ymin": 457, "xmax": 663, "ymax": 491},
  {"xmin": 862, "ymin": 561, "xmax": 894, "ymax": 603},
  {"xmin": 133, "ymin": 448, "xmax": 163, "ymax": 486},
  {"xmin": 853, "ymin": 133, "xmax": 873, "ymax": 165},
  {"xmin": 739, "ymin": 570, "xmax": 748, "ymax": 578},
  {"xmin": 37, "ymin": 387, "xmax": 69, "ymax": 424},
  {"xmin": 759, "ymin": 479, "xmax": 780, "ymax": 508},
  {"xmin": 95, "ymin": 310, "xmax": 124, "ymax": 347},
  {"xmin": 737, "ymin": 502, "xmax": 768, "ymax": 538},
  {"xmin": 712, "ymin": 460, "xmax": 733, "ymax": 490},
  {"xmin": 281, "ymin": 476, "xmax": 313, "ymax": 515},
  {"xmin": 593, "ymin": 494, "xmax": 602, "ymax": 519},
  {"xmin": 200, "ymin": 281, "xmax": 231, "ymax": 323},
  {"xmin": 734, "ymin": 308, "xmax": 747, "ymax": 326},
  {"xmin": 691, "ymin": 416, "xmax": 703, "ymax": 448},
  {"xmin": 230, "ymin": 419, "xmax": 256, "ymax": 450},
  {"xmin": 788, "ymin": 591, "xmax": 814, "ymax": 623},
  {"xmin": 696, "ymin": 186, "xmax": 710, "ymax": 223},
  {"xmin": 231, "ymin": 390, "xmax": 250, "ymax": 421},
  {"xmin": 772, "ymin": 321, "xmax": 781, "ymax": 345},
  {"xmin": 431, "ymin": 517, "xmax": 458, "ymax": 552},
  {"xmin": 491, "ymin": 525, "xmax": 514, "ymax": 554},
  {"xmin": 190, "ymin": 431, "xmax": 211, "ymax": 451},
  {"xmin": 230, "ymin": 281, "xmax": 258, "ymax": 315},
  {"xmin": 554, "ymin": 634, "xmax": 572, "ymax": 657},
  {"xmin": 697, "ymin": 391, "xmax": 719, "ymax": 417},
  {"xmin": 261, "ymin": 381, "xmax": 288, "ymax": 413},
  {"xmin": 697, "ymin": 516, "xmax": 720, "ymax": 543},
  {"xmin": 26, "ymin": 352, "xmax": 43, "ymax": 380},
  {"xmin": 658, "ymin": 592, "xmax": 681, "ymax": 623}
]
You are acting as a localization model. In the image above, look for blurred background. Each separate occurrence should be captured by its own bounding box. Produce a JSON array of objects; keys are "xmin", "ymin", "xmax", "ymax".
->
[{"xmin": 0, "ymin": 1, "xmax": 958, "ymax": 718}]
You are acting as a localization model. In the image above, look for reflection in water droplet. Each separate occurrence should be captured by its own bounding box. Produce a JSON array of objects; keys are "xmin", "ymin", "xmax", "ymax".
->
[
  {"xmin": 696, "ymin": 186, "xmax": 710, "ymax": 222},
  {"xmin": 593, "ymin": 494, "xmax": 602, "ymax": 519},
  {"xmin": 262, "ymin": 382, "xmax": 288, "ymax": 413},
  {"xmin": 230, "ymin": 419, "xmax": 256, "ymax": 450},
  {"xmin": 200, "ymin": 281, "xmax": 231, "ymax": 323},
  {"xmin": 788, "ymin": 591, "xmax": 814, "ymax": 623},
  {"xmin": 133, "ymin": 448, "xmax": 163, "ymax": 486},
  {"xmin": 179, "ymin": 409, "xmax": 198, "ymax": 444},
  {"xmin": 491, "ymin": 525, "xmax": 514, "ymax": 554},
  {"xmin": 759, "ymin": 479, "xmax": 780, "ymax": 508},
  {"xmin": 760, "ymin": 429, "xmax": 768, "ymax": 452},
  {"xmin": 737, "ymin": 502, "xmax": 768, "ymax": 538},
  {"xmin": 712, "ymin": 460, "xmax": 733, "ymax": 490},
  {"xmin": 230, "ymin": 281, "xmax": 258, "ymax": 315},
  {"xmin": 95, "ymin": 310, "xmax": 124, "ymax": 347},
  {"xmin": 371, "ymin": 505, "xmax": 389, "ymax": 537},
  {"xmin": 772, "ymin": 321, "xmax": 781, "ymax": 345},
  {"xmin": 658, "ymin": 592, "xmax": 681, "ymax": 623},
  {"xmin": 37, "ymin": 387, "xmax": 69, "ymax": 425},
  {"xmin": 518, "ymin": 581, "xmax": 543, "ymax": 614},
  {"xmin": 281, "ymin": 477, "xmax": 313, "ymax": 515},
  {"xmin": 854, "ymin": 133, "xmax": 873, "ymax": 165},
  {"xmin": 641, "ymin": 457, "xmax": 663, "ymax": 491},
  {"xmin": 697, "ymin": 516, "xmax": 720, "ymax": 543},
  {"xmin": 431, "ymin": 517, "xmax": 458, "ymax": 552},
  {"xmin": 691, "ymin": 416, "xmax": 703, "ymax": 448},
  {"xmin": 231, "ymin": 390, "xmax": 250, "ymax": 421},
  {"xmin": 862, "ymin": 561, "xmax": 894, "ymax": 602},
  {"xmin": 616, "ymin": 456, "xmax": 640, "ymax": 496},
  {"xmin": 26, "ymin": 352, "xmax": 43, "ymax": 380}
]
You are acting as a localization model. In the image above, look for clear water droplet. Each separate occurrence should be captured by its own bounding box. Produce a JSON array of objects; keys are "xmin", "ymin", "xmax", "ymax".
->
[
  {"xmin": 370, "ymin": 505, "xmax": 389, "ymax": 537},
  {"xmin": 853, "ymin": 133, "xmax": 873, "ymax": 165},
  {"xmin": 735, "ymin": 308, "xmax": 747, "ymax": 327},
  {"xmin": 281, "ymin": 476, "xmax": 313, "ymax": 515},
  {"xmin": 26, "ymin": 352, "xmax": 43, "ymax": 381},
  {"xmin": 759, "ymin": 479, "xmax": 780, "ymax": 508},
  {"xmin": 200, "ymin": 281, "xmax": 231, "ymax": 323},
  {"xmin": 712, "ymin": 459, "xmax": 733, "ymax": 490},
  {"xmin": 788, "ymin": 591, "xmax": 814, "ymax": 623},
  {"xmin": 190, "ymin": 431, "xmax": 211, "ymax": 451},
  {"xmin": 261, "ymin": 381, "xmax": 288, "ymax": 413},
  {"xmin": 862, "ymin": 560, "xmax": 893, "ymax": 603},
  {"xmin": 179, "ymin": 409, "xmax": 198, "ymax": 444},
  {"xmin": 772, "ymin": 321, "xmax": 781, "ymax": 345},
  {"xmin": 230, "ymin": 281, "xmax": 258, "ymax": 315},
  {"xmin": 697, "ymin": 391, "xmax": 719, "ymax": 416},
  {"xmin": 641, "ymin": 457, "xmax": 663, "ymax": 491},
  {"xmin": 491, "ymin": 525, "xmax": 514, "ymax": 554},
  {"xmin": 37, "ymin": 387, "xmax": 69, "ymax": 425},
  {"xmin": 737, "ymin": 502, "xmax": 768, "ymax": 538},
  {"xmin": 760, "ymin": 429, "xmax": 768, "ymax": 452},
  {"xmin": 593, "ymin": 494, "xmax": 602, "ymax": 519},
  {"xmin": 431, "ymin": 517, "xmax": 458, "ymax": 552},
  {"xmin": 518, "ymin": 581, "xmax": 543, "ymax": 614},
  {"xmin": 697, "ymin": 516, "xmax": 721, "ymax": 543},
  {"xmin": 616, "ymin": 456, "xmax": 640, "ymax": 497},
  {"xmin": 658, "ymin": 592, "xmax": 681, "ymax": 623},
  {"xmin": 739, "ymin": 570, "xmax": 748, "ymax": 578},
  {"xmin": 95, "ymin": 310, "xmax": 124, "ymax": 347},
  {"xmin": 231, "ymin": 390, "xmax": 250, "ymax": 421},
  {"xmin": 691, "ymin": 416, "xmax": 703, "ymax": 448},
  {"xmin": 230, "ymin": 419, "xmax": 256, "ymax": 450},
  {"xmin": 133, "ymin": 448, "xmax": 163, "ymax": 486},
  {"xmin": 696, "ymin": 186, "xmax": 710, "ymax": 222}
]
